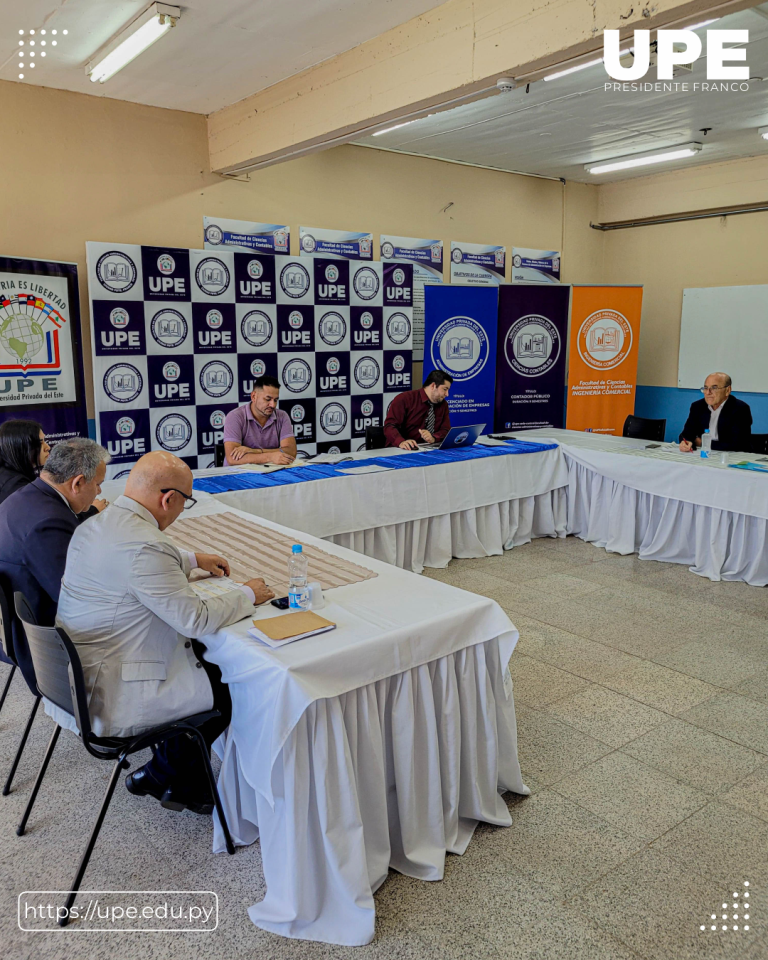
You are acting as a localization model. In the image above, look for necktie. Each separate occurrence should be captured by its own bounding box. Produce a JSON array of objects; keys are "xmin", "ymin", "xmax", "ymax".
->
[{"xmin": 425, "ymin": 402, "xmax": 436, "ymax": 436}]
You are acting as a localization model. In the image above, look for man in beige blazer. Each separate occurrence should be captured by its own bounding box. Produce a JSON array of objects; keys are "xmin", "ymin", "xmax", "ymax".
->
[{"xmin": 57, "ymin": 451, "xmax": 273, "ymax": 814}]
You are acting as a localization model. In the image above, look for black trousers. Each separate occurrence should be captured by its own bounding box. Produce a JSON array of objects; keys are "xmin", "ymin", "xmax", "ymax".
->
[{"xmin": 145, "ymin": 640, "xmax": 231, "ymax": 794}]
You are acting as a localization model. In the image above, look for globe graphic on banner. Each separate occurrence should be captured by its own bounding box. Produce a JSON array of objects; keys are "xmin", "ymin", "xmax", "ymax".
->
[{"xmin": 0, "ymin": 314, "xmax": 45, "ymax": 364}]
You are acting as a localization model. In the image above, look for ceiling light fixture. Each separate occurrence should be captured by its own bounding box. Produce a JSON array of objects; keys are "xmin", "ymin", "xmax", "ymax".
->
[
  {"xmin": 86, "ymin": 2, "xmax": 179, "ymax": 84},
  {"xmin": 585, "ymin": 142, "xmax": 703, "ymax": 174},
  {"xmin": 372, "ymin": 114, "xmax": 436, "ymax": 136},
  {"xmin": 759, "ymin": 126, "xmax": 768, "ymax": 140},
  {"xmin": 686, "ymin": 18, "xmax": 719, "ymax": 31},
  {"xmin": 544, "ymin": 49, "xmax": 630, "ymax": 81}
]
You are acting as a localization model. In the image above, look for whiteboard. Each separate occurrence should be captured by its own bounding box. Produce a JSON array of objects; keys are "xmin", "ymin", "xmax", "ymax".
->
[{"xmin": 678, "ymin": 285, "xmax": 768, "ymax": 393}]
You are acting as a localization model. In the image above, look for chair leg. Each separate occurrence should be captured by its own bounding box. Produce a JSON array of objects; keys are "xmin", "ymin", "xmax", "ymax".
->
[
  {"xmin": 190, "ymin": 728, "xmax": 235, "ymax": 855},
  {"xmin": 3, "ymin": 696, "xmax": 40, "ymax": 796},
  {"xmin": 59, "ymin": 754, "xmax": 128, "ymax": 927},
  {"xmin": 0, "ymin": 664, "xmax": 16, "ymax": 714},
  {"xmin": 17, "ymin": 724, "xmax": 61, "ymax": 836}
]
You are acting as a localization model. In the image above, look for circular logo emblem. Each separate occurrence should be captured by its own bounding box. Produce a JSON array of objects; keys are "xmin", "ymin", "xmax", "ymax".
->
[
  {"xmin": 282, "ymin": 358, "xmax": 312, "ymax": 393},
  {"xmin": 295, "ymin": 449, "xmax": 312, "ymax": 460},
  {"xmin": 360, "ymin": 311, "xmax": 375, "ymax": 329},
  {"xmin": 505, "ymin": 315, "xmax": 561, "ymax": 378},
  {"xmin": 247, "ymin": 260, "xmax": 263, "ymax": 280},
  {"xmin": 381, "ymin": 242, "xmax": 394, "ymax": 259},
  {"xmin": 354, "ymin": 356, "xmax": 380, "ymax": 389},
  {"xmin": 113, "ymin": 469, "xmax": 132, "ymax": 479},
  {"xmin": 325, "ymin": 264, "xmax": 339, "ymax": 282},
  {"xmin": 356, "ymin": 440, "xmax": 367, "ymax": 452},
  {"xmin": 162, "ymin": 361, "xmax": 180, "ymax": 381},
  {"xmin": 326, "ymin": 445, "xmax": 342, "ymax": 455},
  {"xmin": 205, "ymin": 309, "xmax": 223, "ymax": 329},
  {"xmin": 250, "ymin": 358, "xmax": 266, "ymax": 378},
  {"xmin": 157, "ymin": 253, "xmax": 175, "ymax": 275},
  {"xmin": 103, "ymin": 363, "xmax": 143, "ymax": 403},
  {"xmin": 116, "ymin": 416, "xmax": 135, "ymax": 437},
  {"xmin": 209, "ymin": 409, "xmax": 226, "ymax": 429},
  {"xmin": 96, "ymin": 251, "xmax": 137, "ymax": 294},
  {"xmin": 320, "ymin": 402, "xmax": 347, "ymax": 435},
  {"xmin": 156, "ymin": 413, "xmax": 192, "ymax": 452},
  {"xmin": 288, "ymin": 310, "xmax": 303, "ymax": 329},
  {"xmin": 109, "ymin": 307, "xmax": 130, "ymax": 328},
  {"xmin": 301, "ymin": 234, "xmax": 317, "ymax": 253},
  {"xmin": 353, "ymin": 267, "xmax": 380, "ymax": 301},
  {"xmin": 326, "ymin": 356, "xmax": 341, "ymax": 375},
  {"xmin": 199, "ymin": 360, "xmax": 234, "ymax": 398},
  {"xmin": 451, "ymin": 248, "xmax": 463, "ymax": 264},
  {"xmin": 241, "ymin": 310, "xmax": 272, "ymax": 347},
  {"xmin": 386, "ymin": 312, "xmax": 411, "ymax": 345},
  {"xmin": 454, "ymin": 431, "xmax": 470, "ymax": 444},
  {"xmin": 553, "ymin": 258, "xmax": 560, "ymax": 272},
  {"xmin": 392, "ymin": 267, "xmax": 405, "ymax": 285},
  {"xmin": 577, "ymin": 309, "xmax": 632, "ymax": 371},
  {"xmin": 290, "ymin": 404, "xmax": 305, "ymax": 423},
  {"xmin": 360, "ymin": 399, "xmax": 374, "ymax": 417},
  {"xmin": 319, "ymin": 311, "xmax": 346, "ymax": 345},
  {"xmin": 150, "ymin": 308, "xmax": 187, "ymax": 348},
  {"xmin": 280, "ymin": 263, "xmax": 310, "ymax": 298},
  {"xmin": 513, "ymin": 255, "xmax": 522, "ymax": 268},
  {"xmin": 195, "ymin": 257, "xmax": 230, "ymax": 296},
  {"xmin": 204, "ymin": 224, "xmax": 223, "ymax": 245},
  {"xmin": 431, "ymin": 315, "xmax": 489, "ymax": 381}
]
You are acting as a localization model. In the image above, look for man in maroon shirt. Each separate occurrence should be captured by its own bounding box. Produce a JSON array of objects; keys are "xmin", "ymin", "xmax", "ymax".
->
[{"xmin": 384, "ymin": 370, "xmax": 453, "ymax": 449}]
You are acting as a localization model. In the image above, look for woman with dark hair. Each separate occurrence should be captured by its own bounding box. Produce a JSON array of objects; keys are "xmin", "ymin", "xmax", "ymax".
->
[{"xmin": 0, "ymin": 420, "xmax": 51, "ymax": 505}]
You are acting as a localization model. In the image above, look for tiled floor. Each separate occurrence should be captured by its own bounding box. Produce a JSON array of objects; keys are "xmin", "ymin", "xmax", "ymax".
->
[{"xmin": 1, "ymin": 537, "xmax": 767, "ymax": 960}]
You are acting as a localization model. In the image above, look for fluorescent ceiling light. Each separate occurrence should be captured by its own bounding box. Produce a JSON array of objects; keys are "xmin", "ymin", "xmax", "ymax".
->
[
  {"xmin": 87, "ymin": 2, "xmax": 179, "ymax": 83},
  {"xmin": 585, "ymin": 142, "xmax": 702, "ymax": 174},
  {"xmin": 685, "ymin": 18, "xmax": 719, "ymax": 31},
  {"xmin": 544, "ymin": 50, "xmax": 630, "ymax": 81},
  {"xmin": 372, "ymin": 114, "xmax": 436, "ymax": 136},
  {"xmin": 759, "ymin": 126, "xmax": 768, "ymax": 140}
]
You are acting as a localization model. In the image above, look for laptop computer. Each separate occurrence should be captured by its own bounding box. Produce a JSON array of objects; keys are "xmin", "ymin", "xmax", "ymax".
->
[{"xmin": 418, "ymin": 423, "xmax": 486, "ymax": 450}]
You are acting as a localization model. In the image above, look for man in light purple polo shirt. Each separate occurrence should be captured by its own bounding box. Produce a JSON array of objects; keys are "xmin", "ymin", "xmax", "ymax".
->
[{"xmin": 223, "ymin": 375, "xmax": 297, "ymax": 466}]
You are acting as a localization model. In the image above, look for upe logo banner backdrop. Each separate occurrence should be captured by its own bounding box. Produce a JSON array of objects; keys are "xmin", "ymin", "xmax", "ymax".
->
[
  {"xmin": 495, "ymin": 284, "xmax": 571, "ymax": 432},
  {"xmin": 566, "ymin": 285, "xmax": 643, "ymax": 435},
  {"xmin": 0, "ymin": 255, "xmax": 88, "ymax": 442},
  {"xmin": 86, "ymin": 242, "xmax": 413, "ymax": 478},
  {"xmin": 381, "ymin": 234, "xmax": 443, "ymax": 364},
  {"xmin": 423, "ymin": 285, "xmax": 498, "ymax": 433}
]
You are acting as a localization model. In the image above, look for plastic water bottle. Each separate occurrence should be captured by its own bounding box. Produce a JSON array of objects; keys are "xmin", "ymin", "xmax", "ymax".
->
[
  {"xmin": 701, "ymin": 429, "xmax": 712, "ymax": 459},
  {"xmin": 288, "ymin": 544, "xmax": 309, "ymax": 610}
]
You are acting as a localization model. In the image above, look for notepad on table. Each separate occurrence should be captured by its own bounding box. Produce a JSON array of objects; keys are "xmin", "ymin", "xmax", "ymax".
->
[{"xmin": 248, "ymin": 611, "xmax": 337, "ymax": 648}]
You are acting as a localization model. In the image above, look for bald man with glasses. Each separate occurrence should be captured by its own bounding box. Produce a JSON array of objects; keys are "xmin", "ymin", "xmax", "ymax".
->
[{"xmin": 679, "ymin": 372, "xmax": 752, "ymax": 453}]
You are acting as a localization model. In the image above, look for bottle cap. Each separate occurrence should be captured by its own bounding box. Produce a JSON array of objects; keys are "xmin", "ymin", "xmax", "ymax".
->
[
  {"xmin": 704, "ymin": 429, "xmax": 710, "ymax": 433},
  {"xmin": 291, "ymin": 544, "xmax": 302, "ymax": 553}
]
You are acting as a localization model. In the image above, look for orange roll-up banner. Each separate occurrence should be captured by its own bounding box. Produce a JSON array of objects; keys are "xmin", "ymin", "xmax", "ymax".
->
[{"xmin": 566, "ymin": 285, "xmax": 643, "ymax": 435}]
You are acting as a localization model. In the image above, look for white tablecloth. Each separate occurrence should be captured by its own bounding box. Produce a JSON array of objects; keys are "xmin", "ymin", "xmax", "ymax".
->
[
  {"xmin": 177, "ymin": 498, "xmax": 526, "ymax": 945},
  {"xmin": 518, "ymin": 429, "xmax": 768, "ymax": 585},
  {"xmin": 203, "ymin": 444, "xmax": 569, "ymax": 573}
]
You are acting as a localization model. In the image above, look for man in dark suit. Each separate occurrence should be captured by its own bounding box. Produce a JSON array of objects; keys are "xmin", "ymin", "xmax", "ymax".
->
[
  {"xmin": 679, "ymin": 372, "xmax": 752, "ymax": 453},
  {"xmin": 0, "ymin": 438, "xmax": 108, "ymax": 691}
]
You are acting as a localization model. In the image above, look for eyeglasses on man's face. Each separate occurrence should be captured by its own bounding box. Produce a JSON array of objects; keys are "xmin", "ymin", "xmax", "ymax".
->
[
  {"xmin": 160, "ymin": 487, "xmax": 198, "ymax": 509},
  {"xmin": 700, "ymin": 385, "xmax": 727, "ymax": 394}
]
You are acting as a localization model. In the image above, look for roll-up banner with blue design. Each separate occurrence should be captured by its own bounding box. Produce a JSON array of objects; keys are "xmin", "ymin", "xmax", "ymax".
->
[
  {"xmin": 423, "ymin": 285, "xmax": 498, "ymax": 433},
  {"xmin": 494, "ymin": 284, "xmax": 571, "ymax": 432}
]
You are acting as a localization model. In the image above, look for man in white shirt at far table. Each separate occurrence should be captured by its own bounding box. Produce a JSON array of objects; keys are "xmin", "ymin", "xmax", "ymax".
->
[{"xmin": 57, "ymin": 451, "xmax": 274, "ymax": 815}]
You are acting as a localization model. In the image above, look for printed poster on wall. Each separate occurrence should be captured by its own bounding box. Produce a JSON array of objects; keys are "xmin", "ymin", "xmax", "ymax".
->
[
  {"xmin": 300, "ymin": 227, "xmax": 373, "ymax": 261},
  {"xmin": 86, "ymin": 242, "xmax": 412, "ymax": 477},
  {"xmin": 203, "ymin": 217, "xmax": 290, "ymax": 255},
  {"xmin": 511, "ymin": 248, "xmax": 561, "ymax": 284},
  {"xmin": 566, "ymin": 285, "xmax": 643, "ymax": 435},
  {"xmin": 495, "ymin": 284, "xmax": 570, "ymax": 432},
  {"xmin": 423, "ymin": 285, "xmax": 498, "ymax": 432},
  {"xmin": 450, "ymin": 241, "xmax": 505, "ymax": 286},
  {"xmin": 0, "ymin": 255, "xmax": 88, "ymax": 442},
  {"xmin": 381, "ymin": 235, "xmax": 443, "ymax": 363}
]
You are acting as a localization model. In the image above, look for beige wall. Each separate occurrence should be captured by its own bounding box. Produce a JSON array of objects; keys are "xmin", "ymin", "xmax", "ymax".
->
[
  {"xmin": 0, "ymin": 80, "xmax": 601, "ymax": 416},
  {"xmin": 599, "ymin": 156, "xmax": 768, "ymax": 387}
]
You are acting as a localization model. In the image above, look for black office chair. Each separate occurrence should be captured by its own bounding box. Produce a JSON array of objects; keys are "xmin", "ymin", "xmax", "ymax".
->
[
  {"xmin": 750, "ymin": 434, "xmax": 768, "ymax": 455},
  {"xmin": 14, "ymin": 592, "xmax": 235, "ymax": 926},
  {"xmin": 0, "ymin": 574, "xmax": 42, "ymax": 797},
  {"xmin": 214, "ymin": 442, "xmax": 226, "ymax": 467},
  {"xmin": 365, "ymin": 426, "xmax": 386, "ymax": 450},
  {"xmin": 622, "ymin": 415, "xmax": 666, "ymax": 442}
]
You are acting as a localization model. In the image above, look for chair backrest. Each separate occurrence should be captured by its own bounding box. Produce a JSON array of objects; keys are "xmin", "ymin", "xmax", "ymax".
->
[
  {"xmin": 750, "ymin": 433, "xmax": 768, "ymax": 455},
  {"xmin": 365, "ymin": 426, "xmax": 386, "ymax": 450},
  {"xmin": 14, "ymin": 592, "xmax": 92, "ymax": 740},
  {"xmin": 0, "ymin": 573, "xmax": 17, "ymax": 666},
  {"xmin": 214, "ymin": 442, "xmax": 225, "ymax": 467},
  {"xmin": 623, "ymin": 415, "xmax": 666, "ymax": 442}
]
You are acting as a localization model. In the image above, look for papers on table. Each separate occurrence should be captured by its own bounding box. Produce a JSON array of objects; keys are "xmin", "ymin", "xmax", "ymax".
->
[
  {"xmin": 248, "ymin": 610, "xmax": 337, "ymax": 648},
  {"xmin": 336, "ymin": 464, "xmax": 394, "ymax": 475},
  {"xmin": 189, "ymin": 575, "xmax": 244, "ymax": 599}
]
